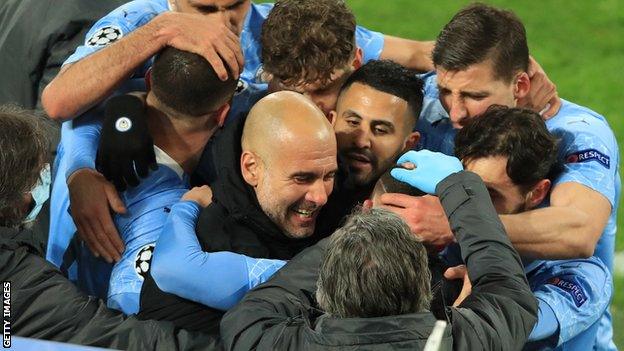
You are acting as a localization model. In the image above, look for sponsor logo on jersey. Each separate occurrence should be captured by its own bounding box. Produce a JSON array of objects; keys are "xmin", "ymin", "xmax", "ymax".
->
[
  {"xmin": 547, "ymin": 277, "xmax": 587, "ymax": 307},
  {"xmin": 565, "ymin": 149, "xmax": 610, "ymax": 169},
  {"xmin": 235, "ymin": 79, "xmax": 248, "ymax": 95},
  {"xmin": 87, "ymin": 26, "xmax": 123, "ymax": 46}
]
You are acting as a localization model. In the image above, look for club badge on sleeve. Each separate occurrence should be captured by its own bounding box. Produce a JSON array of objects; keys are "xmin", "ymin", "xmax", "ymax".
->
[{"xmin": 87, "ymin": 26, "xmax": 123, "ymax": 47}]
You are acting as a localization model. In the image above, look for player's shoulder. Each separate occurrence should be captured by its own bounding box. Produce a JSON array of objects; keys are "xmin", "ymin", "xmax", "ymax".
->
[
  {"xmin": 547, "ymin": 99, "xmax": 613, "ymax": 136},
  {"xmin": 537, "ymin": 257, "xmax": 610, "ymax": 279},
  {"xmin": 96, "ymin": 0, "xmax": 168, "ymax": 28}
]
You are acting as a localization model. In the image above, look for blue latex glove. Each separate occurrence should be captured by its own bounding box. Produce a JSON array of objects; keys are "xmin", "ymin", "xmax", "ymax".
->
[{"xmin": 390, "ymin": 150, "xmax": 463, "ymax": 194}]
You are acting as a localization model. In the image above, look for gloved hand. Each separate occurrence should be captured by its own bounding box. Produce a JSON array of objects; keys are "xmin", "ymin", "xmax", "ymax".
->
[
  {"xmin": 391, "ymin": 150, "xmax": 463, "ymax": 194},
  {"xmin": 96, "ymin": 94, "xmax": 157, "ymax": 191}
]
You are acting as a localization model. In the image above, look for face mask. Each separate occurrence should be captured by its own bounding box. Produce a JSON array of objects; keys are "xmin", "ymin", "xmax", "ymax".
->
[{"xmin": 23, "ymin": 164, "xmax": 51, "ymax": 223}]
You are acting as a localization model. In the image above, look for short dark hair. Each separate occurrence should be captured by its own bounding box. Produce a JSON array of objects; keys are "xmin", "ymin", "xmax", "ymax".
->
[
  {"xmin": 432, "ymin": 3, "xmax": 529, "ymax": 82},
  {"xmin": 341, "ymin": 60, "xmax": 424, "ymax": 126},
  {"xmin": 0, "ymin": 105, "xmax": 50, "ymax": 226},
  {"xmin": 317, "ymin": 208, "xmax": 431, "ymax": 318},
  {"xmin": 455, "ymin": 106, "xmax": 561, "ymax": 190},
  {"xmin": 151, "ymin": 47, "xmax": 237, "ymax": 116},
  {"xmin": 373, "ymin": 170, "xmax": 427, "ymax": 198},
  {"xmin": 261, "ymin": 0, "xmax": 356, "ymax": 86}
]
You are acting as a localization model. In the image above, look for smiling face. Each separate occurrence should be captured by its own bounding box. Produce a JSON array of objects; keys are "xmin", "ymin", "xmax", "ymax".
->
[
  {"xmin": 436, "ymin": 60, "xmax": 527, "ymax": 129},
  {"xmin": 172, "ymin": 0, "xmax": 250, "ymax": 34},
  {"xmin": 333, "ymin": 83, "xmax": 419, "ymax": 187},
  {"xmin": 254, "ymin": 136, "xmax": 338, "ymax": 238}
]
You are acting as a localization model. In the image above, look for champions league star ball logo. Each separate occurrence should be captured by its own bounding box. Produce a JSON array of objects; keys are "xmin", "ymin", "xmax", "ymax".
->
[
  {"xmin": 134, "ymin": 244, "xmax": 155, "ymax": 279},
  {"xmin": 87, "ymin": 26, "xmax": 123, "ymax": 46}
]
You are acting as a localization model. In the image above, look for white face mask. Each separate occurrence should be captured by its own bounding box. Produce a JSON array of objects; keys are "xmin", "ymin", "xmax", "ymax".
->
[{"xmin": 23, "ymin": 164, "xmax": 51, "ymax": 223}]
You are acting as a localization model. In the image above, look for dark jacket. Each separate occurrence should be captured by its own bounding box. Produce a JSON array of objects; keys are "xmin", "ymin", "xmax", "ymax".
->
[
  {"xmin": 0, "ymin": 231, "xmax": 220, "ymax": 350},
  {"xmin": 220, "ymin": 171, "xmax": 538, "ymax": 350},
  {"xmin": 138, "ymin": 115, "xmax": 330, "ymax": 333}
]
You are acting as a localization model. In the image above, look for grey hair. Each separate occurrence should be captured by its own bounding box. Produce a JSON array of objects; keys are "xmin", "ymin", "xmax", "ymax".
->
[
  {"xmin": 316, "ymin": 208, "xmax": 431, "ymax": 318},
  {"xmin": 0, "ymin": 105, "xmax": 51, "ymax": 226}
]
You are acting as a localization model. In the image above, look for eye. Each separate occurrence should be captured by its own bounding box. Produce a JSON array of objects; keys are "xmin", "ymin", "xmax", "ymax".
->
[
  {"xmin": 293, "ymin": 175, "xmax": 313, "ymax": 184},
  {"xmin": 324, "ymin": 172, "xmax": 336, "ymax": 182},
  {"xmin": 373, "ymin": 125, "xmax": 390, "ymax": 135},
  {"xmin": 346, "ymin": 118, "xmax": 360, "ymax": 127}
]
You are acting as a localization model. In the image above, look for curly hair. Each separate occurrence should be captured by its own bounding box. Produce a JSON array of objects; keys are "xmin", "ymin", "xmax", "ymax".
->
[
  {"xmin": 261, "ymin": 0, "xmax": 356, "ymax": 86},
  {"xmin": 0, "ymin": 105, "xmax": 51, "ymax": 226}
]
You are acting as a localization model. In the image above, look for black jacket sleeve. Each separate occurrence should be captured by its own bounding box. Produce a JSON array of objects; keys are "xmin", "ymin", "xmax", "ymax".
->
[
  {"xmin": 438, "ymin": 172, "xmax": 538, "ymax": 350},
  {"xmin": 0, "ymin": 243, "xmax": 221, "ymax": 350},
  {"xmin": 220, "ymin": 240, "xmax": 328, "ymax": 351}
]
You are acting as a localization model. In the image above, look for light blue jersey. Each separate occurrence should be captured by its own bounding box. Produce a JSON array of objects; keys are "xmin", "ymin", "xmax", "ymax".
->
[
  {"xmin": 63, "ymin": 0, "xmax": 385, "ymax": 120},
  {"xmin": 150, "ymin": 201, "xmax": 286, "ymax": 311},
  {"xmin": 107, "ymin": 147, "xmax": 189, "ymax": 314},
  {"xmin": 417, "ymin": 72, "xmax": 620, "ymax": 350},
  {"xmin": 524, "ymin": 258, "xmax": 612, "ymax": 350}
]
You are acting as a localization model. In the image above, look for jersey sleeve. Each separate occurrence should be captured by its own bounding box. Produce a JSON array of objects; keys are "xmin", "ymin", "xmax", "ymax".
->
[
  {"xmin": 355, "ymin": 25, "xmax": 384, "ymax": 63},
  {"xmin": 531, "ymin": 258, "xmax": 612, "ymax": 346},
  {"xmin": 63, "ymin": 0, "xmax": 167, "ymax": 75},
  {"xmin": 150, "ymin": 201, "xmax": 286, "ymax": 311},
  {"xmin": 548, "ymin": 109, "xmax": 619, "ymax": 207},
  {"xmin": 63, "ymin": 108, "xmax": 103, "ymax": 179}
]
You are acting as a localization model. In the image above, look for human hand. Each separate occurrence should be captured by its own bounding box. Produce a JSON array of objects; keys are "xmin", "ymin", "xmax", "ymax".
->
[
  {"xmin": 182, "ymin": 185, "xmax": 213, "ymax": 208},
  {"xmin": 444, "ymin": 265, "xmax": 471, "ymax": 307},
  {"xmin": 391, "ymin": 150, "xmax": 463, "ymax": 194},
  {"xmin": 378, "ymin": 193, "xmax": 455, "ymax": 247},
  {"xmin": 68, "ymin": 168, "xmax": 126, "ymax": 262},
  {"xmin": 518, "ymin": 56, "xmax": 561, "ymax": 119},
  {"xmin": 97, "ymin": 95, "xmax": 157, "ymax": 191},
  {"xmin": 159, "ymin": 11, "xmax": 244, "ymax": 80}
]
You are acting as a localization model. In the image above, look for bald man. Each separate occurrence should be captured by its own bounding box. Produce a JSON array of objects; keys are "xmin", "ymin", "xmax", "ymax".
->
[{"xmin": 137, "ymin": 91, "xmax": 338, "ymax": 334}]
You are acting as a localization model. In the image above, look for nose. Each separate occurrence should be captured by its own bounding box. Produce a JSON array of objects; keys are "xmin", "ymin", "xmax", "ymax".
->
[
  {"xmin": 305, "ymin": 180, "xmax": 329, "ymax": 207},
  {"xmin": 448, "ymin": 96, "xmax": 467, "ymax": 127},
  {"xmin": 353, "ymin": 126, "xmax": 372, "ymax": 149}
]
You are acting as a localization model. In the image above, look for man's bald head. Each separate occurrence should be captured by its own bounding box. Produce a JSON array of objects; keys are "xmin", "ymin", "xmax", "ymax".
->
[
  {"xmin": 240, "ymin": 91, "xmax": 338, "ymax": 239},
  {"xmin": 242, "ymin": 91, "xmax": 335, "ymax": 164}
]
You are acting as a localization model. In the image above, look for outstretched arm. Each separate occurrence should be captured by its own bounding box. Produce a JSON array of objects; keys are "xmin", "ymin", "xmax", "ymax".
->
[
  {"xmin": 42, "ymin": 5, "xmax": 242, "ymax": 121},
  {"xmin": 151, "ymin": 199, "xmax": 286, "ymax": 311}
]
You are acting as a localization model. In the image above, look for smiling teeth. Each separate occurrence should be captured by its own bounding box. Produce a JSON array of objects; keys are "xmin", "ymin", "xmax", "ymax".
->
[{"xmin": 294, "ymin": 209, "xmax": 314, "ymax": 217}]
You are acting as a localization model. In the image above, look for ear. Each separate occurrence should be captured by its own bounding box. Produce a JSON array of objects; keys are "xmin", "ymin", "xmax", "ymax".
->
[
  {"xmin": 352, "ymin": 47, "xmax": 363, "ymax": 70},
  {"xmin": 215, "ymin": 103, "xmax": 231, "ymax": 127},
  {"xmin": 240, "ymin": 151, "xmax": 260, "ymax": 186},
  {"xmin": 327, "ymin": 110, "xmax": 337, "ymax": 126},
  {"xmin": 524, "ymin": 179, "xmax": 551, "ymax": 209},
  {"xmin": 145, "ymin": 68, "xmax": 153, "ymax": 92},
  {"xmin": 402, "ymin": 131, "xmax": 420, "ymax": 152},
  {"xmin": 513, "ymin": 71, "xmax": 531, "ymax": 101}
]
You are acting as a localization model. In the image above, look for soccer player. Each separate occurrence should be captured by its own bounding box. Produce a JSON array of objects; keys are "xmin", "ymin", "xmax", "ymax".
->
[
  {"xmin": 378, "ymin": 5, "xmax": 619, "ymax": 348},
  {"xmin": 445, "ymin": 107, "xmax": 611, "ymax": 350}
]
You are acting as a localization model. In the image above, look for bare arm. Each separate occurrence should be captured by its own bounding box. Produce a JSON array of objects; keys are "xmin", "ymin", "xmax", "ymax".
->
[
  {"xmin": 380, "ymin": 35, "xmax": 434, "ymax": 72},
  {"xmin": 42, "ymin": 12, "xmax": 242, "ymax": 121},
  {"xmin": 502, "ymin": 182, "xmax": 611, "ymax": 259}
]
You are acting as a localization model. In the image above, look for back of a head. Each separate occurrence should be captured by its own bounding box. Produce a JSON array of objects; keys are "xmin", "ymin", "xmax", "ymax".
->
[
  {"xmin": 432, "ymin": 3, "xmax": 529, "ymax": 82},
  {"xmin": 340, "ymin": 60, "xmax": 424, "ymax": 128},
  {"xmin": 455, "ymin": 106, "xmax": 561, "ymax": 189},
  {"xmin": 371, "ymin": 170, "xmax": 427, "ymax": 204},
  {"xmin": 151, "ymin": 47, "xmax": 237, "ymax": 116},
  {"xmin": 0, "ymin": 105, "xmax": 49, "ymax": 226},
  {"xmin": 261, "ymin": 0, "xmax": 356, "ymax": 86},
  {"xmin": 317, "ymin": 208, "xmax": 431, "ymax": 318}
]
